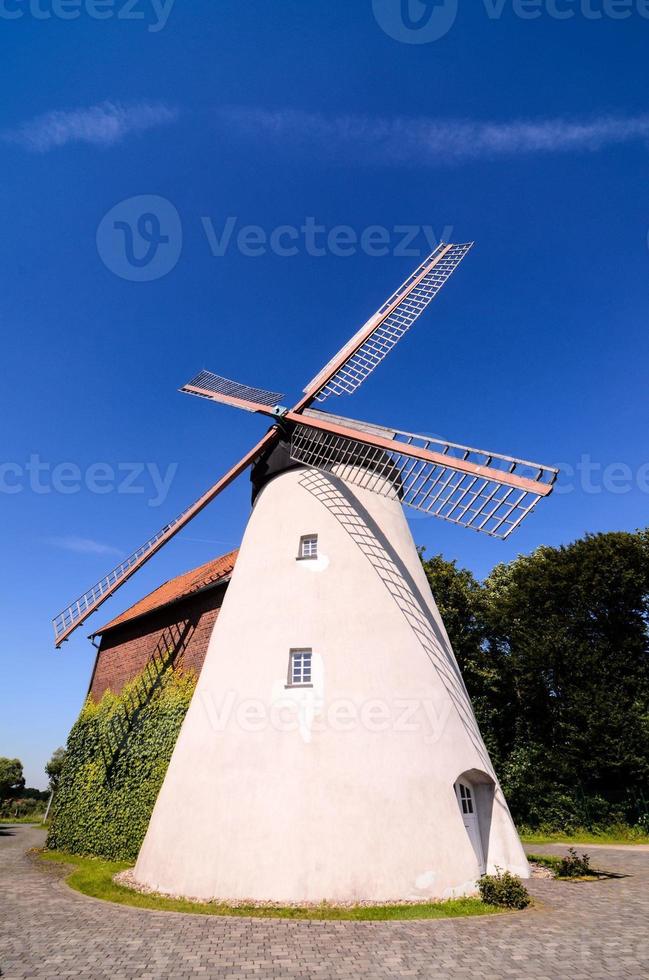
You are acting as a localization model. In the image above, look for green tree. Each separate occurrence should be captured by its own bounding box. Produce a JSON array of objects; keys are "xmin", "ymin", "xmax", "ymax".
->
[
  {"xmin": 482, "ymin": 531, "xmax": 649, "ymax": 827},
  {"xmin": 420, "ymin": 551, "xmax": 505, "ymax": 765},
  {"xmin": 45, "ymin": 747, "xmax": 67, "ymax": 792},
  {"xmin": 420, "ymin": 530, "xmax": 649, "ymax": 829},
  {"xmin": 420, "ymin": 551, "xmax": 484, "ymax": 674},
  {"xmin": 0, "ymin": 758, "xmax": 25, "ymax": 800}
]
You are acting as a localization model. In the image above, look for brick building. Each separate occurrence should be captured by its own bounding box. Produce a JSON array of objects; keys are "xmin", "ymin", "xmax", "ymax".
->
[{"xmin": 87, "ymin": 550, "xmax": 238, "ymax": 701}]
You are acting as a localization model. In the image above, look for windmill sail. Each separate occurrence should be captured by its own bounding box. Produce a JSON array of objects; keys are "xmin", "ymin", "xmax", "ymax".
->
[
  {"xmin": 53, "ymin": 237, "xmax": 555, "ymax": 649},
  {"xmin": 287, "ymin": 414, "xmax": 557, "ymax": 539},
  {"xmin": 303, "ymin": 408, "xmax": 397, "ymax": 441},
  {"xmin": 52, "ymin": 430, "xmax": 278, "ymax": 647},
  {"xmin": 181, "ymin": 370, "xmax": 285, "ymax": 414},
  {"xmin": 303, "ymin": 243, "xmax": 473, "ymax": 404}
]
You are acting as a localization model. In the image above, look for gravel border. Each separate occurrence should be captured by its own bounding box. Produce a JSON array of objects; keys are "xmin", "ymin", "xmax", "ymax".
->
[{"xmin": 112, "ymin": 869, "xmax": 489, "ymax": 909}]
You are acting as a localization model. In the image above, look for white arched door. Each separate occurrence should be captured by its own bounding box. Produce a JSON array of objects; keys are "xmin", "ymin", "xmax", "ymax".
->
[{"xmin": 455, "ymin": 780, "xmax": 485, "ymax": 874}]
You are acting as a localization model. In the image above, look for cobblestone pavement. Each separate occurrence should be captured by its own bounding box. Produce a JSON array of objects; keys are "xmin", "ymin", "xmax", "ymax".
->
[{"xmin": 1, "ymin": 825, "xmax": 648, "ymax": 979}]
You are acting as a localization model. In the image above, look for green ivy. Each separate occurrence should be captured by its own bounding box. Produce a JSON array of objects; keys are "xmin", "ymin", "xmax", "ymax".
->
[{"xmin": 47, "ymin": 667, "xmax": 196, "ymax": 861}]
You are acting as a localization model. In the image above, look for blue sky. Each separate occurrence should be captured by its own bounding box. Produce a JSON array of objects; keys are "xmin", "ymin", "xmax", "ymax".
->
[{"xmin": 2, "ymin": 0, "xmax": 648, "ymax": 787}]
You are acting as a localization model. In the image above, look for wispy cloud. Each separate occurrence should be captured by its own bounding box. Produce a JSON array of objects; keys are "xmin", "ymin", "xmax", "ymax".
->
[
  {"xmin": 216, "ymin": 107, "xmax": 649, "ymax": 165},
  {"xmin": 45, "ymin": 536, "xmax": 123, "ymax": 557},
  {"xmin": 4, "ymin": 100, "xmax": 178, "ymax": 152}
]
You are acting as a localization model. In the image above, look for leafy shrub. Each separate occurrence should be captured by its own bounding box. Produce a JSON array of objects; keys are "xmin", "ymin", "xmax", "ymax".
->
[
  {"xmin": 478, "ymin": 869, "xmax": 531, "ymax": 909},
  {"xmin": 557, "ymin": 848, "xmax": 592, "ymax": 878},
  {"xmin": 47, "ymin": 666, "xmax": 196, "ymax": 861},
  {"xmin": 501, "ymin": 747, "xmax": 630, "ymax": 832},
  {"xmin": 0, "ymin": 796, "xmax": 45, "ymax": 819},
  {"xmin": 636, "ymin": 813, "xmax": 649, "ymax": 835}
]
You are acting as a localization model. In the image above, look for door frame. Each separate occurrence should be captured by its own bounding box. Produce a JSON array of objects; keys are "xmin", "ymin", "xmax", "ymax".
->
[{"xmin": 455, "ymin": 778, "xmax": 486, "ymax": 874}]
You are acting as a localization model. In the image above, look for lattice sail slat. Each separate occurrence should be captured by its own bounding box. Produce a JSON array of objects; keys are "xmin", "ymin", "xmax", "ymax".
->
[
  {"xmin": 52, "ymin": 515, "xmax": 189, "ymax": 645},
  {"xmin": 306, "ymin": 243, "xmax": 473, "ymax": 404},
  {"xmin": 303, "ymin": 408, "xmax": 397, "ymax": 441},
  {"xmin": 289, "ymin": 422, "xmax": 557, "ymax": 540},
  {"xmin": 52, "ymin": 429, "xmax": 278, "ymax": 646},
  {"xmin": 182, "ymin": 370, "xmax": 284, "ymax": 411}
]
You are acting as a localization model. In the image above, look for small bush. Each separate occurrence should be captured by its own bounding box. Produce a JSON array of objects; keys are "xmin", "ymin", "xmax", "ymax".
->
[
  {"xmin": 636, "ymin": 813, "xmax": 649, "ymax": 835},
  {"xmin": 478, "ymin": 869, "xmax": 531, "ymax": 909},
  {"xmin": 557, "ymin": 848, "xmax": 592, "ymax": 878}
]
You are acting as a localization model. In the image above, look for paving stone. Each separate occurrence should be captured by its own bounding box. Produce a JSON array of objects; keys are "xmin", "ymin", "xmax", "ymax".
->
[{"xmin": 1, "ymin": 827, "xmax": 649, "ymax": 979}]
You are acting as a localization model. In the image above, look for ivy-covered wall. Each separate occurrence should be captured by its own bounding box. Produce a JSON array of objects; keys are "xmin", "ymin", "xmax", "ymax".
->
[{"xmin": 47, "ymin": 666, "xmax": 196, "ymax": 861}]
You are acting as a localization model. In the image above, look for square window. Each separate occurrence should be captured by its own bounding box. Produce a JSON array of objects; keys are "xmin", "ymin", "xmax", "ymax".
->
[
  {"xmin": 298, "ymin": 534, "xmax": 318, "ymax": 560},
  {"xmin": 287, "ymin": 649, "xmax": 313, "ymax": 688}
]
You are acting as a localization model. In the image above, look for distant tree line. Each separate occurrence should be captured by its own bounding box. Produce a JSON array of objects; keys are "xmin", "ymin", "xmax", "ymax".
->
[
  {"xmin": 422, "ymin": 529, "xmax": 649, "ymax": 831},
  {"xmin": 0, "ymin": 748, "xmax": 65, "ymax": 819}
]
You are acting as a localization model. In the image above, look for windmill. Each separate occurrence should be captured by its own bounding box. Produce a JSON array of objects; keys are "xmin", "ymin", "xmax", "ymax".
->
[{"xmin": 53, "ymin": 242, "xmax": 557, "ymax": 903}]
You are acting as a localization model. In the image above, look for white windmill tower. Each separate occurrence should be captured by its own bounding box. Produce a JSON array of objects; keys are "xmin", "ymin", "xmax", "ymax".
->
[{"xmin": 53, "ymin": 243, "xmax": 557, "ymax": 903}]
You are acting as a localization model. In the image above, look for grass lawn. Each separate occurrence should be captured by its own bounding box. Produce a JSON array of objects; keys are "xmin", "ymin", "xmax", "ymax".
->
[
  {"xmin": 0, "ymin": 816, "xmax": 46, "ymax": 825},
  {"xmin": 519, "ymin": 827, "xmax": 649, "ymax": 846},
  {"xmin": 38, "ymin": 850, "xmax": 505, "ymax": 920}
]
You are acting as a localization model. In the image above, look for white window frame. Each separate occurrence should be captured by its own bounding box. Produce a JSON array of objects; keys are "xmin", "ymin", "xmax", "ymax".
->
[
  {"xmin": 458, "ymin": 782, "xmax": 474, "ymax": 815},
  {"xmin": 287, "ymin": 648, "xmax": 313, "ymax": 688},
  {"xmin": 297, "ymin": 534, "xmax": 318, "ymax": 561}
]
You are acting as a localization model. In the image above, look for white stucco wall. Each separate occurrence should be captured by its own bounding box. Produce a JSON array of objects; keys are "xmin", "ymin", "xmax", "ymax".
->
[{"xmin": 134, "ymin": 466, "xmax": 528, "ymax": 903}]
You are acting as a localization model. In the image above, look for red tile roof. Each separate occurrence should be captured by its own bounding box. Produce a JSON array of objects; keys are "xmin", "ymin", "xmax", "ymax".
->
[{"xmin": 95, "ymin": 549, "xmax": 238, "ymax": 635}]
